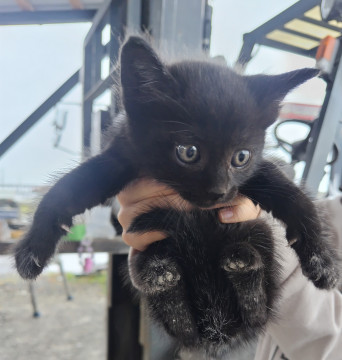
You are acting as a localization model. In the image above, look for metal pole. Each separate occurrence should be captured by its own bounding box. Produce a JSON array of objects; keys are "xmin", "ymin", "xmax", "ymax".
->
[
  {"xmin": 56, "ymin": 255, "xmax": 73, "ymax": 301},
  {"xmin": 0, "ymin": 70, "xmax": 80, "ymax": 158},
  {"xmin": 303, "ymin": 54, "xmax": 342, "ymax": 193},
  {"xmin": 28, "ymin": 281, "xmax": 40, "ymax": 318}
]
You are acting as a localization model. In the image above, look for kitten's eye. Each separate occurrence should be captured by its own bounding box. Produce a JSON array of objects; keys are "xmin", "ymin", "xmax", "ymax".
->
[
  {"xmin": 176, "ymin": 145, "xmax": 200, "ymax": 164},
  {"xmin": 231, "ymin": 150, "xmax": 251, "ymax": 168}
]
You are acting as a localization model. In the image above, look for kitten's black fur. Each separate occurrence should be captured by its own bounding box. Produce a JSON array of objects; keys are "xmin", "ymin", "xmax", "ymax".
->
[
  {"xmin": 128, "ymin": 208, "xmax": 281, "ymax": 357},
  {"xmin": 15, "ymin": 37, "xmax": 339, "ymax": 292}
]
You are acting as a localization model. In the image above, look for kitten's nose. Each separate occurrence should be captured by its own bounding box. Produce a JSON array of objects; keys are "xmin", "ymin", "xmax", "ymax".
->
[{"xmin": 207, "ymin": 192, "xmax": 225, "ymax": 202}]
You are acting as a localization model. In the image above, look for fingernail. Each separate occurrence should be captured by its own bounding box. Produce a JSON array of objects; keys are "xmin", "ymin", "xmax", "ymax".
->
[{"xmin": 219, "ymin": 208, "xmax": 234, "ymax": 222}]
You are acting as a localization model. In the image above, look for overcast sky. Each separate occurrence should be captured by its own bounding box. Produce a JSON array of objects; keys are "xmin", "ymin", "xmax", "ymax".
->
[{"xmin": 0, "ymin": 0, "xmax": 326, "ymax": 187}]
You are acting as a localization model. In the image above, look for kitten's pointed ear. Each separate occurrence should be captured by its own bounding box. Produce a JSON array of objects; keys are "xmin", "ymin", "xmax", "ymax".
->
[
  {"xmin": 245, "ymin": 68, "xmax": 319, "ymax": 127},
  {"xmin": 120, "ymin": 37, "xmax": 176, "ymax": 118},
  {"xmin": 246, "ymin": 68, "xmax": 319, "ymax": 103}
]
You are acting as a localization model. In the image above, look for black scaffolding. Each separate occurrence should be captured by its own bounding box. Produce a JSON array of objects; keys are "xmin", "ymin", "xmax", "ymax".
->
[{"xmin": 236, "ymin": 0, "xmax": 342, "ymax": 194}]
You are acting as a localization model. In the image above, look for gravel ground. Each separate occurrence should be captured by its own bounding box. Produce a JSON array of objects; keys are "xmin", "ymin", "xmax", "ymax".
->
[
  {"xmin": 0, "ymin": 272, "xmax": 107, "ymax": 360},
  {"xmin": 0, "ymin": 272, "xmax": 256, "ymax": 360}
]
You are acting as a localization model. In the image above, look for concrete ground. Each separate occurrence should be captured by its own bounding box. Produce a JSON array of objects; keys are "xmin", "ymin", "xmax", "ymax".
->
[
  {"xmin": 0, "ymin": 267, "xmax": 256, "ymax": 360},
  {"xmin": 0, "ymin": 272, "xmax": 107, "ymax": 360}
]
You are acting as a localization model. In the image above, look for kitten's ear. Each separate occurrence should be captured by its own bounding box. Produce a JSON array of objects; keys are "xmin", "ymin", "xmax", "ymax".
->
[
  {"xmin": 246, "ymin": 68, "xmax": 319, "ymax": 103},
  {"xmin": 245, "ymin": 68, "xmax": 319, "ymax": 127},
  {"xmin": 120, "ymin": 37, "xmax": 177, "ymax": 118}
]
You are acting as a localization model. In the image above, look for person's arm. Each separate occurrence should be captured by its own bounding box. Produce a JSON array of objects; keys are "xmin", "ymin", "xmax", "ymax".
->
[{"xmin": 255, "ymin": 212, "xmax": 342, "ymax": 360}]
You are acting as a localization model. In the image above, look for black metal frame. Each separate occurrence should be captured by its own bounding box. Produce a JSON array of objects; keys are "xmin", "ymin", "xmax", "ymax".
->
[
  {"xmin": 0, "ymin": 70, "xmax": 80, "ymax": 158},
  {"xmin": 1, "ymin": 1, "xmax": 211, "ymax": 357},
  {"xmin": 0, "ymin": 4, "xmax": 99, "ymax": 158},
  {"xmin": 236, "ymin": 0, "xmax": 342, "ymax": 194},
  {"xmin": 81, "ymin": 0, "xmax": 212, "ymax": 153},
  {"xmin": 82, "ymin": 0, "xmax": 138, "ymax": 152},
  {"xmin": 107, "ymin": 254, "xmax": 143, "ymax": 360},
  {"xmin": 237, "ymin": 0, "xmax": 320, "ymax": 66},
  {"xmin": 302, "ymin": 43, "xmax": 342, "ymax": 191}
]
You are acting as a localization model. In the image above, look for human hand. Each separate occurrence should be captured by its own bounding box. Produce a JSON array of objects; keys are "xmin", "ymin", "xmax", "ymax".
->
[{"xmin": 117, "ymin": 178, "xmax": 261, "ymax": 250}]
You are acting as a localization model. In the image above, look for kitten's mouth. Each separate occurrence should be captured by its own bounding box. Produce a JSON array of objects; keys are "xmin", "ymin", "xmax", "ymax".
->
[
  {"xmin": 184, "ymin": 192, "xmax": 239, "ymax": 209},
  {"xmin": 200, "ymin": 203, "xmax": 236, "ymax": 211}
]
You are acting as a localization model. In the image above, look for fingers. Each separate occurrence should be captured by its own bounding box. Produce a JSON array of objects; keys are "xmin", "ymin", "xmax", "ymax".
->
[
  {"xmin": 117, "ymin": 178, "xmax": 260, "ymax": 250},
  {"xmin": 218, "ymin": 197, "xmax": 261, "ymax": 223},
  {"xmin": 122, "ymin": 230, "xmax": 166, "ymax": 251},
  {"xmin": 117, "ymin": 178, "xmax": 178, "ymax": 207},
  {"xmin": 117, "ymin": 203, "xmax": 167, "ymax": 250},
  {"xmin": 117, "ymin": 181, "xmax": 192, "ymax": 231},
  {"xmin": 117, "ymin": 178, "xmax": 192, "ymax": 250}
]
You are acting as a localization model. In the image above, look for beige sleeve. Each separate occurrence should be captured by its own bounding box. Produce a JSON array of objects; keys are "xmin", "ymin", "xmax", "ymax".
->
[{"xmin": 255, "ymin": 199, "xmax": 342, "ymax": 360}]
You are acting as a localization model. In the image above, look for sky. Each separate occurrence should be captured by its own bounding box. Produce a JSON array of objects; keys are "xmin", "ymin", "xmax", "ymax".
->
[{"xmin": 0, "ymin": 0, "xmax": 327, "ymax": 188}]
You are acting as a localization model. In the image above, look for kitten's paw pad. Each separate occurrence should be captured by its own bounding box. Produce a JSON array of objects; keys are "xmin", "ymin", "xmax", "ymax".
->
[
  {"xmin": 221, "ymin": 246, "xmax": 262, "ymax": 273},
  {"xmin": 156, "ymin": 270, "xmax": 180, "ymax": 288},
  {"xmin": 130, "ymin": 257, "xmax": 181, "ymax": 294},
  {"xmin": 302, "ymin": 254, "xmax": 339, "ymax": 289},
  {"xmin": 223, "ymin": 259, "xmax": 247, "ymax": 271}
]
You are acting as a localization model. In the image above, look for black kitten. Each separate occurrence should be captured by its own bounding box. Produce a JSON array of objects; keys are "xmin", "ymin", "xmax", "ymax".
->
[
  {"xmin": 128, "ymin": 208, "xmax": 281, "ymax": 357},
  {"xmin": 15, "ymin": 37, "xmax": 339, "ymax": 293}
]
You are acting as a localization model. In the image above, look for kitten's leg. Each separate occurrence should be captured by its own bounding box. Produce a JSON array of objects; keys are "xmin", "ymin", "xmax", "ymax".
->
[
  {"xmin": 129, "ymin": 249, "xmax": 181, "ymax": 294},
  {"xmin": 221, "ymin": 242, "xmax": 268, "ymax": 327},
  {"xmin": 128, "ymin": 210, "xmax": 198, "ymax": 345},
  {"xmin": 129, "ymin": 241, "xmax": 197, "ymax": 346},
  {"xmin": 15, "ymin": 149, "xmax": 136, "ymax": 279},
  {"xmin": 240, "ymin": 160, "xmax": 339, "ymax": 289}
]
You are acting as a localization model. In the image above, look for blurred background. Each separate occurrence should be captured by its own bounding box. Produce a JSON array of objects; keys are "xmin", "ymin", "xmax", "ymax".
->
[{"xmin": 1, "ymin": 0, "xmax": 341, "ymax": 359}]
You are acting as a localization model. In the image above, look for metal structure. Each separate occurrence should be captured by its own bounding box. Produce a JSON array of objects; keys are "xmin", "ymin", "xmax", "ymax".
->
[
  {"xmin": 1, "ymin": 1, "xmax": 212, "ymax": 359},
  {"xmin": 237, "ymin": 0, "xmax": 337, "ymax": 64},
  {"xmin": 82, "ymin": 0, "xmax": 212, "ymax": 153},
  {"xmin": 0, "ymin": 0, "xmax": 102, "ymax": 25},
  {"xmin": 0, "ymin": 0, "xmax": 212, "ymax": 161},
  {"xmin": 237, "ymin": 0, "xmax": 342, "ymax": 194},
  {"xmin": 0, "ymin": 70, "xmax": 80, "ymax": 158}
]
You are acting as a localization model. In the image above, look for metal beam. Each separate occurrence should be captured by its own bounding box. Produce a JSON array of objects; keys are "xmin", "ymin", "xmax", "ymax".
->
[
  {"xmin": 84, "ymin": 67, "xmax": 116, "ymax": 103},
  {"xmin": 278, "ymin": 26, "xmax": 324, "ymax": 43},
  {"xmin": 243, "ymin": 0, "xmax": 319, "ymax": 44},
  {"xmin": 236, "ymin": 0, "xmax": 321, "ymax": 66},
  {"xmin": 303, "ymin": 54, "xmax": 342, "ymax": 193},
  {"xmin": 299, "ymin": 15, "xmax": 342, "ymax": 33},
  {"xmin": 0, "ymin": 70, "xmax": 80, "ymax": 159},
  {"xmin": 84, "ymin": 0, "xmax": 112, "ymax": 45},
  {"xmin": 0, "ymin": 10, "xmax": 96, "ymax": 25},
  {"xmin": 235, "ymin": 35, "xmax": 255, "ymax": 67},
  {"xmin": 258, "ymin": 37, "xmax": 317, "ymax": 58}
]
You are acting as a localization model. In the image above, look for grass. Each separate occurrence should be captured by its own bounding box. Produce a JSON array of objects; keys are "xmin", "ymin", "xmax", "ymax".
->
[{"xmin": 65, "ymin": 271, "xmax": 108, "ymax": 293}]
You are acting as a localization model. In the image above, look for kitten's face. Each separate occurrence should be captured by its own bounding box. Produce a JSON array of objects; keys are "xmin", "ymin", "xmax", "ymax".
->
[
  {"xmin": 120, "ymin": 37, "xmax": 318, "ymax": 207},
  {"xmin": 128, "ymin": 63, "xmax": 266, "ymax": 207}
]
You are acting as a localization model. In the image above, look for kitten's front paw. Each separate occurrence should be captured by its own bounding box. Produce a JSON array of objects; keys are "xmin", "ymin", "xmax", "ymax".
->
[
  {"xmin": 301, "ymin": 253, "xmax": 339, "ymax": 289},
  {"xmin": 15, "ymin": 239, "xmax": 48, "ymax": 280},
  {"xmin": 130, "ymin": 255, "xmax": 181, "ymax": 294},
  {"xmin": 15, "ymin": 225, "xmax": 61, "ymax": 280},
  {"xmin": 221, "ymin": 244, "xmax": 263, "ymax": 273}
]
